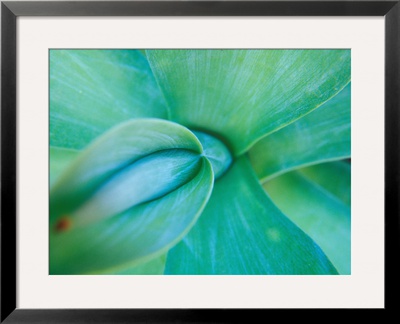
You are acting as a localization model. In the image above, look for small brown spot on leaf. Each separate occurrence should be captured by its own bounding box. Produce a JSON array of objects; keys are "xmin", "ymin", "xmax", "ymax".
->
[{"xmin": 55, "ymin": 217, "xmax": 72, "ymax": 233}]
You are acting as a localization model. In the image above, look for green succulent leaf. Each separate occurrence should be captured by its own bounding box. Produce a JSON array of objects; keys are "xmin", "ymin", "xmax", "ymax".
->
[
  {"xmin": 146, "ymin": 49, "xmax": 350, "ymax": 155},
  {"xmin": 263, "ymin": 165, "xmax": 351, "ymax": 274},
  {"xmin": 50, "ymin": 50, "xmax": 168, "ymax": 150},
  {"xmin": 50, "ymin": 157, "xmax": 213, "ymax": 274},
  {"xmin": 50, "ymin": 118, "xmax": 203, "ymax": 220},
  {"xmin": 298, "ymin": 160, "xmax": 351, "ymax": 206},
  {"xmin": 164, "ymin": 156, "xmax": 338, "ymax": 275},
  {"xmin": 49, "ymin": 119, "xmax": 214, "ymax": 274},
  {"xmin": 48, "ymin": 49, "xmax": 352, "ymax": 276},
  {"xmin": 249, "ymin": 83, "xmax": 351, "ymax": 181},
  {"xmin": 49, "ymin": 146, "xmax": 80, "ymax": 186},
  {"xmin": 110, "ymin": 254, "xmax": 167, "ymax": 275},
  {"xmin": 66, "ymin": 149, "xmax": 204, "ymax": 228},
  {"xmin": 191, "ymin": 130, "xmax": 232, "ymax": 179}
]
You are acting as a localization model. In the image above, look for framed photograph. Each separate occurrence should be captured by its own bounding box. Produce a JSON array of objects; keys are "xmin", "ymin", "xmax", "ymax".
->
[{"xmin": 1, "ymin": 0, "xmax": 399, "ymax": 321}]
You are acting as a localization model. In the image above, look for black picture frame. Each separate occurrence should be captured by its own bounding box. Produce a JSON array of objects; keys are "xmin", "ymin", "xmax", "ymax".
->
[{"xmin": 1, "ymin": 0, "xmax": 399, "ymax": 322}]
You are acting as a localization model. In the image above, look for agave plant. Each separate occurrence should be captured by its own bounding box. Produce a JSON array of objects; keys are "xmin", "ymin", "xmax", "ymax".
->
[{"xmin": 49, "ymin": 49, "xmax": 351, "ymax": 275}]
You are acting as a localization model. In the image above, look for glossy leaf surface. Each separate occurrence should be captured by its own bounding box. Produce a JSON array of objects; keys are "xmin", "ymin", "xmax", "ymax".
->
[
  {"xmin": 50, "ymin": 158, "xmax": 213, "ymax": 274},
  {"xmin": 50, "ymin": 119, "xmax": 203, "ymax": 221},
  {"xmin": 249, "ymin": 83, "xmax": 351, "ymax": 181},
  {"xmin": 263, "ymin": 167, "xmax": 351, "ymax": 274},
  {"xmin": 69, "ymin": 149, "xmax": 203, "ymax": 228},
  {"xmin": 146, "ymin": 49, "xmax": 350, "ymax": 155},
  {"xmin": 164, "ymin": 156, "xmax": 338, "ymax": 275},
  {"xmin": 49, "ymin": 147, "xmax": 80, "ymax": 186},
  {"xmin": 111, "ymin": 255, "xmax": 167, "ymax": 275},
  {"xmin": 48, "ymin": 49, "xmax": 352, "ymax": 276},
  {"xmin": 50, "ymin": 119, "xmax": 214, "ymax": 274},
  {"xmin": 298, "ymin": 161, "xmax": 351, "ymax": 206},
  {"xmin": 192, "ymin": 130, "xmax": 232, "ymax": 179},
  {"xmin": 50, "ymin": 50, "xmax": 168, "ymax": 150}
]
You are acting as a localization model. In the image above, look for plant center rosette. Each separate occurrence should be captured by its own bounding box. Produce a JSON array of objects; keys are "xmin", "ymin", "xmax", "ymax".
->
[
  {"xmin": 50, "ymin": 49, "xmax": 351, "ymax": 275},
  {"xmin": 50, "ymin": 119, "xmax": 234, "ymax": 274}
]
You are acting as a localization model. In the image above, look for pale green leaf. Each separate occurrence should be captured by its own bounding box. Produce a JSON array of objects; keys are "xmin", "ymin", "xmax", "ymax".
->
[
  {"xmin": 164, "ymin": 156, "xmax": 338, "ymax": 275},
  {"xmin": 65, "ymin": 149, "xmax": 203, "ymax": 228},
  {"xmin": 249, "ymin": 83, "xmax": 351, "ymax": 181},
  {"xmin": 263, "ymin": 168, "xmax": 351, "ymax": 274},
  {"xmin": 50, "ymin": 49, "xmax": 168, "ymax": 149},
  {"xmin": 146, "ymin": 49, "xmax": 350, "ymax": 155},
  {"xmin": 110, "ymin": 255, "xmax": 167, "ymax": 275},
  {"xmin": 50, "ymin": 119, "xmax": 203, "ymax": 221},
  {"xmin": 298, "ymin": 161, "xmax": 351, "ymax": 206},
  {"xmin": 49, "ymin": 119, "xmax": 216, "ymax": 274},
  {"xmin": 50, "ymin": 157, "xmax": 213, "ymax": 274},
  {"xmin": 192, "ymin": 130, "xmax": 232, "ymax": 179},
  {"xmin": 49, "ymin": 147, "xmax": 80, "ymax": 186}
]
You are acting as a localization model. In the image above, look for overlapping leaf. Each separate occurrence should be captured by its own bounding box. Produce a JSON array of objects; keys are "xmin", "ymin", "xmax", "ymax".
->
[
  {"xmin": 50, "ymin": 119, "xmax": 214, "ymax": 274},
  {"xmin": 146, "ymin": 49, "xmax": 350, "ymax": 155},
  {"xmin": 49, "ymin": 147, "xmax": 80, "ymax": 186},
  {"xmin": 249, "ymin": 83, "xmax": 351, "ymax": 181},
  {"xmin": 50, "ymin": 50, "xmax": 168, "ymax": 150},
  {"xmin": 49, "ymin": 49, "xmax": 351, "ymax": 275},
  {"xmin": 191, "ymin": 130, "xmax": 232, "ymax": 179},
  {"xmin": 298, "ymin": 161, "xmax": 351, "ymax": 206},
  {"xmin": 263, "ymin": 162, "xmax": 351, "ymax": 274},
  {"xmin": 111, "ymin": 255, "xmax": 167, "ymax": 275},
  {"xmin": 164, "ymin": 156, "xmax": 338, "ymax": 275}
]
